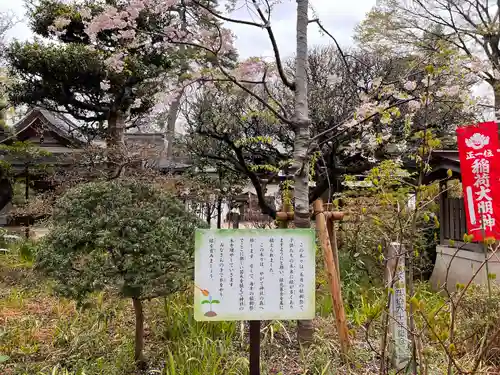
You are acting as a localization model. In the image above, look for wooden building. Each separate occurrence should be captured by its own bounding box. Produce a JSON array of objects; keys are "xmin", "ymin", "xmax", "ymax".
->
[
  {"xmin": 0, "ymin": 108, "xmax": 281, "ymax": 230},
  {"xmin": 428, "ymin": 150, "xmax": 497, "ymax": 290}
]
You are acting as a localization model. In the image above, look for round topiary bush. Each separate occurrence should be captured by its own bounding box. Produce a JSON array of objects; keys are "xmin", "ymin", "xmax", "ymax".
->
[{"xmin": 36, "ymin": 179, "xmax": 208, "ymax": 365}]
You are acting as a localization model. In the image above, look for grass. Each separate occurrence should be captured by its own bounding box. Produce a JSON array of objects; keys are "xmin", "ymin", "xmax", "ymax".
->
[
  {"xmin": 0, "ymin": 246, "xmax": 379, "ymax": 375},
  {"xmin": 1, "ymin": 243, "xmax": 498, "ymax": 375}
]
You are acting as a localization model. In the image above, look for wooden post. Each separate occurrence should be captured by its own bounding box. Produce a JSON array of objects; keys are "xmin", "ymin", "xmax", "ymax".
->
[
  {"xmin": 313, "ymin": 199, "xmax": 350, "ymax": 356},
  {"xmin": 326, "ymin": 216, "xmax": 341, "ymax": 286},
  {"xmin": 249, "ymin": 320, "xmax": 261, "ymax": 375},
  {"xmin": 386, "ymin": 242, "xmax": 410, "ymax": 370},
  {"xmin": 24, "ymin": 169, "xmax": 30, "ymax": 239},
  {"xmin": 439, "ymin": 181, "xmax": 446, "ymax": 245},
  {"xmin": 234, "ymin": 208, "xmax": 260, "ymax": 375}
]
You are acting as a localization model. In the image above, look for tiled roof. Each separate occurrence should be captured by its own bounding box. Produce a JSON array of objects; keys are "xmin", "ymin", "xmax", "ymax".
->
[{"xmin": 2, "ymin": 108, "xmax": 192, "ymax": 170}]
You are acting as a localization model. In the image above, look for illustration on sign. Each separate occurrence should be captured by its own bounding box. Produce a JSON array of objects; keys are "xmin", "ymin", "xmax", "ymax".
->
[
  {"xmin": 196, "ymin": 285, "xmax": 220, "ymax": 317},
  {"xmin": 194, "ymin": 229, "xmax": 316, "ymax": 321},
  {"xmin": 457, "ymin": 122, "xmax": 500, "ymax": 241},
  {"xmin": 465, "ymin": 132, "xmax": 489, "ymax": 150}
]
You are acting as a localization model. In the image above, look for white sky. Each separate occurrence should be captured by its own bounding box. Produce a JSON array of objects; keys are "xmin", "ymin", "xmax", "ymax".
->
[
  {"xmin": 0, "ymin": 0, "xmax": 376, "ymax": 59},
  {"xmin": 0, "ymin": 0, "xmax": 491, "ymax": 117}
]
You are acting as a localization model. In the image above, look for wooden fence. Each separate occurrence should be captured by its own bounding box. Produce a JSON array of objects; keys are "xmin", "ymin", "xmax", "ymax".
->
[{"xmin": 441, "ymin": 197, "xmax": 468, "ymax": 242}]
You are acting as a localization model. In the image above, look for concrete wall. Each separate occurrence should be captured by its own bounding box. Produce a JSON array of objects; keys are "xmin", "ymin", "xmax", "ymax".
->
[{"xmin": 430, "ymin": 245, "xmax": 499, "ymax": 292}]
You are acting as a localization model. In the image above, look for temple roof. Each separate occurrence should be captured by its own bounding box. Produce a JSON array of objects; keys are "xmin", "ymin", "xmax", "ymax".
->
[
  {"xmin": 425, "ymin": 149, "xmax": 461, "ymax": 183},
  {"xmin": 0, "ymin": 108, "xmax": 191, "ymax": 172}
]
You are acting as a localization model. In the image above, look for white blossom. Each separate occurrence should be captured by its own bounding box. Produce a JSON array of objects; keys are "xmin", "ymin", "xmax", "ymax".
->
[
  {"xmin": 100, "ymin": 80, "xmax": 111, "ymax": 91},
  {"xmin": 404, "ymin": 81, "xmax": 417, "ymax": 91},
  {"xmin": 327, "ymin": 74, "xmax": 342, "ymax": 85}
]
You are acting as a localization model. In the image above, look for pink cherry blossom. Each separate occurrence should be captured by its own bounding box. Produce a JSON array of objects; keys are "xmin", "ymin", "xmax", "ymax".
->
[
  {"xmin": 131, "ymin": 98, "xmax": 142, "ymax": 108},
  {"xmin": 79, "ymin": 7, "xmax": 92, "ymax": 20},
  {"xmin": 104, "ymin": 52, "xmax": 126, "ymax": 73},
  {"xmin": 233, "ymin": 58, "xmax": 266, "ymax": 80},
  {"xmin": 126, "ymin": 0, "xmax": 147, "ymax": 19},
  {"xmin": 408, "ymin": 100, "xmax": 421, "ymax": 111},
  {"xmin": 219, "ymin": 28, "xmax": 236, "ymax": 54},
  {"xmin": 356, "ymin": 102, "xmax": 378, "ymax": 118},
  {"xmin": 119, "ymin": 29, "xmax": 136, "ymax": 40},
  {"xmin": 371, "ymin": 77, "xmax": 382, "ymax": 88}
]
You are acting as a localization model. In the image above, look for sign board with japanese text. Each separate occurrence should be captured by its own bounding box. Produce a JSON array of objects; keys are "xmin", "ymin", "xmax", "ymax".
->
[
  {"xmin": 457, "ymin": 122, "xmax": 500, "ymax": 241},
  {"xmin": 387, "ymin": 243, "xmax": 409, "ymax": 370},
  {"xmin": 194, "ymin": 229, "xmax": 316, "ymax": 321}
]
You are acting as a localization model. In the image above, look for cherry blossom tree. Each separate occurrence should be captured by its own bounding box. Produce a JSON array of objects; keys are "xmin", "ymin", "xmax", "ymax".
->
[
  {"xmin": 183, "ymin": 45, "xmax": 480, "ymax": 209},
  {"xmin": 7, "ymin": 0, "xmax": 233, "ymax": 150},
  {"xmin": 358, "ymin": 0, "xmax": 500, "ymax": 119},
  {"xmin": 81, "ymin": 0, "xmax": 483, "ymax": 344},
  {"xmin": 77, "ymin": 0, "xmax": 314, "ymax": 341}
]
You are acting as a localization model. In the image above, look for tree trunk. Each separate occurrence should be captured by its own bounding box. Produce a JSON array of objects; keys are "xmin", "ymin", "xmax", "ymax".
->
[
  {"xmin": 165, "ymin": 90, "xmax": 183, "ymax": 160},
  {"xmin": 132, "ymin": 298, "xmax": 146, "ymax": 367},
  {"xmin": 0, "ymin": 177, "xmax": 13, "ymax": 212},
  {"xmin": 206, "ymin": 202, "xmax": 212, "ymax": 226},
  {"xmin": 107, "ymin": 111, "xmax": 126, "ymax": 148},
  {"xmin": 293, "ymin": 0, "xmax": 314, "ymax": 345},
  {"xmin": 24, "ymin": 169, "xmax": 29, "ymax": 239},
  {"xmin": 107, "ymin": 111, "xmax": 126, "ymax": 178},
  {"xmin": 164, "ymin": 0, "xmax": 188, "ymax": 160}
]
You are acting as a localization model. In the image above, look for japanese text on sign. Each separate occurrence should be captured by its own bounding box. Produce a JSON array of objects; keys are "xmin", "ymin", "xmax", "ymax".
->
[
  {"xmin": 457, "ymin": 122, "xmax": 500, "ymax": 241},
  {"xmin": 194, "ymin": 229, "xmax": 316, "ymax": 321}
]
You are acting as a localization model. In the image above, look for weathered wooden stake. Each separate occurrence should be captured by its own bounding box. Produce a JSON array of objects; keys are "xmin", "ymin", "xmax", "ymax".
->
[
  {"xmin": 326, "ymin": 216, "xmax": 341, "ymax": 286},
  {"xmin": 313, "ymin": 199, "xmax": 350, "ymax": 356},
  {"xmin": 386, "ymin": 242, "xmax": 410, "ymax": 370}
]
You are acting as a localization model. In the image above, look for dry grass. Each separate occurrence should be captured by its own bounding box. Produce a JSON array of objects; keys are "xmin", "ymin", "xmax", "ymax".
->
[{"xmin": 0, "ymin": 246, "xmax": 498, "ymax": 375}]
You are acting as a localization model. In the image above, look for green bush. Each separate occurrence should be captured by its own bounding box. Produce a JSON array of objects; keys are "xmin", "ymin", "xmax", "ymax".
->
[
  {"xmin": 16, "ymin": 239, "xmax": 38, "ymax": 262},
  {"xmin": 36, "ymin": 179, "xmax": 208, "ymax": 365},
  {"xmin": 455, "ymin": 284, "xmax": 500, "ymax": 364}
]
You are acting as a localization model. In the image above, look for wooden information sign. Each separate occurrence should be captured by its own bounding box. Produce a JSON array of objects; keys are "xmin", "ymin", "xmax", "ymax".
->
[{"xmin": 194, "ymin": 229, "xmax": 316, "ymax": 322}]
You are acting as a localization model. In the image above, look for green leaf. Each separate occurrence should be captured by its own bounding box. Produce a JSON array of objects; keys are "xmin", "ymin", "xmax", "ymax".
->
[
  {"xmin": 35, "ymin": 180, "xmax": 209, "ymax": 303},
  {"xmin": 211, "ymin": 300, "xmax": 220, "ymax": 304},
  {"xmin": 0, "ymin": 354, "xmax": 10, "ymax": 363},
  {"xmin": 201, "ymin": 300, "xmax": 210, "ymax": 304}
]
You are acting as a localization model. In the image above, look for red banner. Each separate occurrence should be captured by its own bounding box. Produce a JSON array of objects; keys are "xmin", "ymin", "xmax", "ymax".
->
[{"xmin": 457, "ymin": 121, "xmax": 500, "ymax": 241}]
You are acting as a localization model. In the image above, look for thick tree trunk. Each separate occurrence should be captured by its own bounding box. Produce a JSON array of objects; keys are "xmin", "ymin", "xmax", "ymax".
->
[
  {"xmin": 107, "ymin": 111, "xmax": 126, "ymax": 148},
  {"xmin": 164, "ymin": 0, "xmax": 188, "ymax": 160},
  {"xmin": 165, "ymin": 90, "xmax": 183, "ymax": 160},
  {"xmin": 293, "ymin": 0, "xmax": 314, "ymax": 345},
  {"xmin": 132, "ymin": 298, "xmax": 146, "ymax": 367}
]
